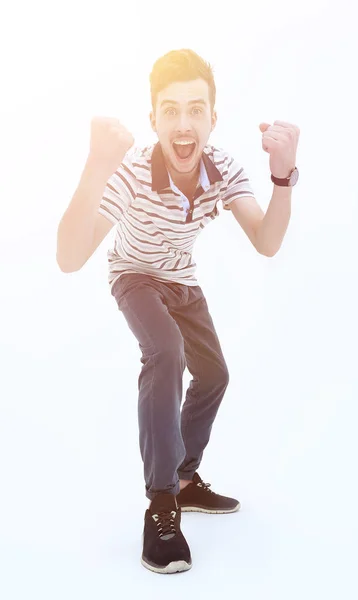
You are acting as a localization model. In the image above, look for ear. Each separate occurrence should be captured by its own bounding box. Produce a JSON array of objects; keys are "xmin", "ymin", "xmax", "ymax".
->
[
  {"xmin": 149, "ymin": 111, "xmax": 156, "ymax": 132},
  {"xmin": 211, "ymin": 110, "xmax": 217, "ymax": 132}
]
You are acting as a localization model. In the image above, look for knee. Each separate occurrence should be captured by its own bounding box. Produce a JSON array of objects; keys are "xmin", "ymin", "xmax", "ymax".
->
[
  {"xmin": 219, "ymin": 364, "xmax": 230, "ymax": 388},
  {"xmin": 204, "ymin": 362, "xmax": 229, "ymax": 389}
]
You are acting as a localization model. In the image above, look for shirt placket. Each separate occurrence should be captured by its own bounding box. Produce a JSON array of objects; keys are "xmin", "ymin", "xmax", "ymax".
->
[{"xmin": 168, "ymin": 160, "xmax": 210, "ymax": 224}]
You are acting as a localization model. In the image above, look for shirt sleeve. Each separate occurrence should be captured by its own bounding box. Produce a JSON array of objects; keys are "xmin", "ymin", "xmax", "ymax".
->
[
  {"xmin": 221, "ymin": 155, "xmax": 256, "ymax": 211},
  {"xmin": 98, "ymin": 158, "xmax": 137, "ymax": 225}
]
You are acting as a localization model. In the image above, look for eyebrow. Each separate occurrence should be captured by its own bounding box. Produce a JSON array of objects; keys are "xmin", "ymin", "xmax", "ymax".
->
[{"xmin": 160, "ymin": 98, "xmax": 207, "ymax": 108}]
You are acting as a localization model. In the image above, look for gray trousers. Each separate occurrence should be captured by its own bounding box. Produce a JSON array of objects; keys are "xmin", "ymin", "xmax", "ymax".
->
[{"xmin": 112, "ymin": 273, "xmax": 230, "ymax": 500}]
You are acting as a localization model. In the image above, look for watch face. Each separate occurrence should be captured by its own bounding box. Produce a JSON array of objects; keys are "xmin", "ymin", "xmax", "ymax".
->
[{"xmin": 290, "ymin": 168, "xmax": 299, "ymax": 185}]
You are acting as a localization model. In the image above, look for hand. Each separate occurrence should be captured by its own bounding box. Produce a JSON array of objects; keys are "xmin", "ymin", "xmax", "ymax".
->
[
  {"xmin": 89, "ymin": 116, "xmax": 135, "ymax": 177},
  {"xmin": 259, "ymin": 120, "xmax": 300, "ymax": 179}
]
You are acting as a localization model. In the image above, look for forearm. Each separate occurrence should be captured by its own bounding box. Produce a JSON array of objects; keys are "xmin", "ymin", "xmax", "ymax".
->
[
  {"xmin": 256, "ymin": 184, "xmax": 292, "ymax": 256},
  {"xmin": 56, "ymin": 155, "xmax": 110, "ymax": 272}
]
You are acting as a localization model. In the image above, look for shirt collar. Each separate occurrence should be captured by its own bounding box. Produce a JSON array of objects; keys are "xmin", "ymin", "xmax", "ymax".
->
[{"xmin": 151, "ymin": 141, "xmax": 223, "ymax": 192}]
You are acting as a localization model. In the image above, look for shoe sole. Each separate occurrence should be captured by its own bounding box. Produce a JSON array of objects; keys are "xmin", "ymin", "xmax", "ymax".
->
[
  {"xmin": 141, "ymin": 556, "xmax": 192, "ymax": 574},
  {"xmin": 180, "ymin": 501, "xmax": 241, "ymax": 514}
]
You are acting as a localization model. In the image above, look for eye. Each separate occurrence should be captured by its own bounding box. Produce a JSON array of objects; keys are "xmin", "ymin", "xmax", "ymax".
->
[
  {"xmin": 192, "ymin": 107, "xmax": 202, "ymax": 115},
  {"xmin": 165, "ymin": 108, "xmax": 176, "ymax": 115}
]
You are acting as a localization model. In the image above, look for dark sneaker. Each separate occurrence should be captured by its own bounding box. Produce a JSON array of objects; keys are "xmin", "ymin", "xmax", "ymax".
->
[
  {"xmin": 176, "ymin": 472, "xmax": 241, "ymax": 514},
  {"xmin": 141, "ymin": 492, "xmax": 192, "ymax": 574}
]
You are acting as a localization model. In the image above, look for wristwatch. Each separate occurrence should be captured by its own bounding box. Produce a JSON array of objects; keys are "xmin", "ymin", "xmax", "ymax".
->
[{"xmin": 271, "ymin": 166, "xmax": 299, "ymax": 187}]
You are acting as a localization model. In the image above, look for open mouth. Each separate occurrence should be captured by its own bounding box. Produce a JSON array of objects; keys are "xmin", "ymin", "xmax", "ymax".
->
[{"xmin": 172, "ymin": 140, "xmax": 196, "ymax": 161}]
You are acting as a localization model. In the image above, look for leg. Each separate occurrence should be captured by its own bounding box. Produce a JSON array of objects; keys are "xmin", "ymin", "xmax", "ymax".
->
[
  {"xmin": 168, "ymin": 285, "xmax": 230, "ymax": 481},
  {"xmin": 112, "ymin": 274, "xmax": 188, "ymax": 501}
]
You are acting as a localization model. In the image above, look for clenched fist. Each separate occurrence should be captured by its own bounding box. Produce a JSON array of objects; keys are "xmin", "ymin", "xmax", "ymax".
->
[{"xmin": 89, "ymin": 116, "xmax": 135, "ymax": 176}]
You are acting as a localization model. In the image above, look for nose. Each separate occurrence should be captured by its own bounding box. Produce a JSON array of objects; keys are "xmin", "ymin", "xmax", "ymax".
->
[{"xmin": 176, "ymin": 112, "xmax": 192, "ymax": 133}]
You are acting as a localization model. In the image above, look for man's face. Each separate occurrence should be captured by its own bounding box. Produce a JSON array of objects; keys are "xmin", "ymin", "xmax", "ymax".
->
[{"xmin": 150, "ymin": 78, "xmax": 217, "ymax": 178}]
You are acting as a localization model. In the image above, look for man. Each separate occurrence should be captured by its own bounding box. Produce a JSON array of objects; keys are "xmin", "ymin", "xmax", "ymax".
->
[{"xmin": 56, "ymin": 48, "xmax": 300, "ymax": 574}]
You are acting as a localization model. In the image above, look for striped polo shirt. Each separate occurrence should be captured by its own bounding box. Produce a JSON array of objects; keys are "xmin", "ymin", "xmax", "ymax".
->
[{"xmin": 98, "ymin": 141, "xmax": 255, "ymax": 292}]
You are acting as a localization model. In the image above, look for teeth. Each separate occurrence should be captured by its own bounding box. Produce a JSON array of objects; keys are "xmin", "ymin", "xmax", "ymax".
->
[{"xmin": 173, "ymin": 140, "xmax": 195, "ymax": 145}]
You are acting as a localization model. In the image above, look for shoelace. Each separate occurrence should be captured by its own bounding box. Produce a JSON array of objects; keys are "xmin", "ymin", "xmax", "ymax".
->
[
  {"xmin": 152, "ymin": 510, "xmax": 176, "ymax": 537},
  {"xmin": 198, "ymin": 481, "xmax": 215, "ymax": 494}
]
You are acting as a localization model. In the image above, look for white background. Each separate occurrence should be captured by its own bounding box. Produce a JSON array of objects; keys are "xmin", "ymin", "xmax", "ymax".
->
[{"xmin": 1, "ymin": 0, "xmax": 357, "ymax": 597}]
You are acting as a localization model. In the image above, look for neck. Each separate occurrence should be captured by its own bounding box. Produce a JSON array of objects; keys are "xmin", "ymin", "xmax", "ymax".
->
[{"xmin": 169, "ymin": 163, "xmax": 201, "ymax": 197}]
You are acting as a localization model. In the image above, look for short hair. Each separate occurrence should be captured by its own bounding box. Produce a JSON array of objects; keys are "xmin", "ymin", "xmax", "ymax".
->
[{"xmin": 149, "ymin": 48, "xmax": 216, "ymax": 113}]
